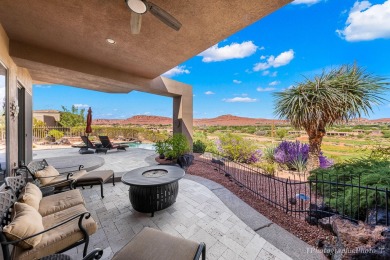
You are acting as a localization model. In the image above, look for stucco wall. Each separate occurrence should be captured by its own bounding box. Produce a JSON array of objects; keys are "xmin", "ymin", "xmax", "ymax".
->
[{"xmin": 0, "ymin": 24, "xmax": 32, "ymax": 174}]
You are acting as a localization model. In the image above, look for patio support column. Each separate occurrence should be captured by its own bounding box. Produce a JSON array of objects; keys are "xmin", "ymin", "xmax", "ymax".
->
[
  {"xmin": 173, "ymin": 91, "xmax": 193, "ymax": 147},
  {"xmin": 149, "ymin": 76, "xmax": 193, "ymax": 147}
]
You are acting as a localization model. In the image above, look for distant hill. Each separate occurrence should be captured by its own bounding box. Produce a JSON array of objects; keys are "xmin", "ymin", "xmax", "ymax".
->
[
  {"xmin": 93, "ymin": 114, "xmax": 287, "ymax": 126},
  {"xmin": 93, "ymin": 114, "xmax": 390, "ymax": 126}
]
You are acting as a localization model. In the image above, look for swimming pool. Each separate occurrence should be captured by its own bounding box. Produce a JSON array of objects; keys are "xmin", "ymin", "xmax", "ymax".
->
[{"xmin": 126, "ymin": 142, "xmax": 155, "ymax": 150}]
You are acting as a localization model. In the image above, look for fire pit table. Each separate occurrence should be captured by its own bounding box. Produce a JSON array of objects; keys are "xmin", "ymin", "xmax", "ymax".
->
[{"xmin": 121, "ymin": 165, "xmax": 185, "ymax": 217}]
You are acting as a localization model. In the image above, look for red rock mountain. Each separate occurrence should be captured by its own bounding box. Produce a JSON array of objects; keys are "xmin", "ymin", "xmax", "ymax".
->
[
  {"xmin": 93, "ymin": 114, "xmax": 287, "ymax": 126},
  {"xmin": 93, "ymin": 115, "xmax": 390, "ymax": 126}
]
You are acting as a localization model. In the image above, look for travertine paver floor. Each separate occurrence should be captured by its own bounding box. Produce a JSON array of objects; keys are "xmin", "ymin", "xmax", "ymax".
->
[{"xmin": 64, "ymin": 179, "xmax": 292, "ymax": 260}]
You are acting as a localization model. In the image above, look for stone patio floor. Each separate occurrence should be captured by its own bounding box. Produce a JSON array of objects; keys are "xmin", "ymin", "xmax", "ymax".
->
[
  {"xmin": 33, "ymin": 148, "xmax": 322, "ymax": 259},
  {"xmin": 64, "ymin": 180, "xmax": 291, "ymax": 260}
]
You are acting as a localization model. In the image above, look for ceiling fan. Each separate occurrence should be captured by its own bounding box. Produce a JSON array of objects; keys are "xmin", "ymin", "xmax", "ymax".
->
[{"xmin": 125, "ymin": 0, "xmax": 182, "ymax": 34}]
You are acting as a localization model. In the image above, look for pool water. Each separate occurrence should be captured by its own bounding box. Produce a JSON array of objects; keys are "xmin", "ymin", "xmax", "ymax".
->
[{"xmin": 126, "ymin": 142, "xmax": 155, "ymax": 150}]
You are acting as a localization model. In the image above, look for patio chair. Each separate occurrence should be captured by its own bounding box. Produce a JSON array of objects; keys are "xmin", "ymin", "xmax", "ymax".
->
[
  {"xmin": 98, "ymin": 136, "xmax": 129, "ymax": 151},
  {"xmin": 111, "ymin": 227, "xmax": 206, "ymax": 260},
  {"xmin": 0, "ymin": 188, "xmax": 97, "ymax": 260},
  {"xmin": 25, "ymin": 159, "xmax": 87, "ymax": 191},
  {"xmin": 80, "ymin": 136, "xmax": 108, "ymax": 154}
]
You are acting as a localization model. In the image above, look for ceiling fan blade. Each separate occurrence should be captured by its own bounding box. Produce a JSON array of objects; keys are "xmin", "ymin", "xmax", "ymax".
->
[
  {"xmin": 147, "ymin": 2, "xmax": 182, "ymax": 31},
  {"xmin": 130, "ymin": 12, "xmax": 142, "ymax": 34}
]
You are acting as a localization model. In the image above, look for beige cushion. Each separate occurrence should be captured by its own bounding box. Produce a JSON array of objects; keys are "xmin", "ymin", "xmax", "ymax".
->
[
  {"xmin": 35, "ymin": 166, "xmax": 60, "ymax": 185},
  {"xmin": 18, "ymin": 183, "xmax": 43, "ymax": 210},
  {"xmin": 3, "ymin": 202, "xmax": 44, "ymax": 249},
  {"xmin": 112, "ymin": 227, "xmax": 200, "ymax": 260},
  {"xmin": 76, "ymin": 170, "xmax": 114, "ymax": 184},
  {"xmin": 39, "ymin": 189, "xmax": 85, "ymax": 217},
  {"xmin": 13, "ymin": 204, "xmax": 97, "ymax": 260},
  {"xmin": 38, "ymin": 169, "xmax": 87, "ymax": 188}
]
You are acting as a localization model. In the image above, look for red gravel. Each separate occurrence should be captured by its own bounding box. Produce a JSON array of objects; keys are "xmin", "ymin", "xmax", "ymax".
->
[{"xmin": 187, "ymin": 154, "xmax": 334, "ymax": 248}]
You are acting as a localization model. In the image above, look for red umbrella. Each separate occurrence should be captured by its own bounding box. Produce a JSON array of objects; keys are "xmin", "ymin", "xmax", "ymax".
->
[{"xmin": 86, "ymin": 107, "xmax": 92, "ymax": 135}]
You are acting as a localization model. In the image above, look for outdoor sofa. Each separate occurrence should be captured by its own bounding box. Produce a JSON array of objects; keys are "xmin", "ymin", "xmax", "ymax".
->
[{"xmin": 0, "ymin": 174, "xmax": 97, "ymax": 260}]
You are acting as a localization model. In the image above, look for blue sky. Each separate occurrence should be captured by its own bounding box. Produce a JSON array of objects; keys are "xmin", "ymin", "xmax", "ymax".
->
[{"xmin": 33, "ymin": 0, "xmax": 390, "ymax": 119}]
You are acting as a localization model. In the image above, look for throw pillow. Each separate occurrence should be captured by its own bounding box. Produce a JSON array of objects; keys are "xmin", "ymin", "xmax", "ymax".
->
[
  {"xmin": 35, "ymin": 165, "xmax": 60, "ymax": 186},
  {"xmin": 3, "ymin": 202, "xmax": 44, "ymax": 249},
  {"xmin": 18, "ymin": 182, "xmax": 43, "ymax": 210}
]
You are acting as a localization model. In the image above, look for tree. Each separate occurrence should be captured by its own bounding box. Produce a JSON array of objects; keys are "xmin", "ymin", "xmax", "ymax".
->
[
  {"xmin": 59, "ymin": 105, "xmax": 86, "ymax": 127},
  {"xmin": 276, "ymin": 128, "xmax": 288, "ymax": 140},
  {"xmin": 274, "ymin": 65, "xmax": 388, "ymax": 170},
  {"xmin": 33, "ymin": 118, "xmax": 46, "ymax": 127}
]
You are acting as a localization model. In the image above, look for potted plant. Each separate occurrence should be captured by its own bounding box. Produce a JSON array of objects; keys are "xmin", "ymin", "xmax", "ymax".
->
[
  {"xmin": 155, "ymin": 140, "xmax": 168, "ymax": 159},
  {"xmin": 167, "ymin": 134, "xmax": 193, "ymax": 168}
]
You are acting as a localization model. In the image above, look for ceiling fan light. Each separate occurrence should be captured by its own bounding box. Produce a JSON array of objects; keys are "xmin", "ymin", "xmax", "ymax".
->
[{"xmin": 126, "ymin": 0, "xmax": 147, "ymax": 14}]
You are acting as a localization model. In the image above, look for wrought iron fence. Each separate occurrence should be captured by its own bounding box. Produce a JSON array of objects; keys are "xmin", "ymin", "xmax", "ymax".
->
[{"xmin": 198, "ymin": 153, "xmax": 389, "ymax": 226}]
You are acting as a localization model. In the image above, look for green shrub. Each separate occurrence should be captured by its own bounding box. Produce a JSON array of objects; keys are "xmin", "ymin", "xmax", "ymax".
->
[
  {"xmin": 309, "ymin": 149, "xmax": 390, "ymax": 221},
  {"xmin": 193, "ymin": 140, "xmax": 206, "ymax": 153},
  {"xmin": 254, "ymin": 162, "xmax": 277, "ymax": 175},
  {"xmin": 165, "ymin": 133, "xmax": 190, "ymax": 159},
  {"xmin": 263, "ymin": 145, "xmax": 277, "ymax": 163},
  {"xmin": 381, "ymin": 130, "xmax": 390, "ymax": 138},
  {"xmin": 48, "ymin": 129, "xmax": 64, "ymax": 140},
  {"xmin": 276, "ymin": 128, "xmax": 288, "ymax": 140},
  {"xmin": 218, "ymin": 133, "xmax": 256, "ymax": 163},
  {"xmin": 155, "ymin": 140, "xmax": 169, "ymax": 155}
]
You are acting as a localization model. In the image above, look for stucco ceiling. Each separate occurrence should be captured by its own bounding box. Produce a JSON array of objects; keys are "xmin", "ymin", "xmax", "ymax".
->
[{"xmin": 0, "ymin": 0, "xmax": 292, "ymax": 93}]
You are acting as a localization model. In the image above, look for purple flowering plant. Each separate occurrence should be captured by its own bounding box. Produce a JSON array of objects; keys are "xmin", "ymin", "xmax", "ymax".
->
[
  {"xmin": 247, "ymin": 149, "xmax": 263, "ymax": 164},
  {"xmin": 319, "ymin": 152, "xmax": 334, "ymax": 168},
  {"xmin": 274, "ymin": 141, "xmax": 309, "ymax": 167}
]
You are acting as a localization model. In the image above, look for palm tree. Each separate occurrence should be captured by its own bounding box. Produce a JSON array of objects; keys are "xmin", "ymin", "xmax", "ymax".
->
[{"xmin": 274, "ymin": 64, "xmax": 388, "ymax": 170}]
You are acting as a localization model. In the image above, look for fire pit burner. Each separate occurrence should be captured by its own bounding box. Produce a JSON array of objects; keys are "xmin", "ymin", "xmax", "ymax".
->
[{"xmin": 142, "ymin": 169, "xmax": 168, "ymax": 178}]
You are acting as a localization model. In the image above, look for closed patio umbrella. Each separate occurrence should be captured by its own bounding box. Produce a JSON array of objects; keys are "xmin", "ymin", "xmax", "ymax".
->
[{"xmin": 86, "ymin": 107, "xmax": 92, "ymax": 135}]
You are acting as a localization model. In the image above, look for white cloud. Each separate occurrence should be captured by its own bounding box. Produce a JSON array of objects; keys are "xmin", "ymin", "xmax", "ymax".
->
[
  {"xmin": 162, "ymin": 65, "xmax": 190, "ymax": 77},
  {"xmin": 199, "ymin": 41, "xmax": 258, "ymax": 62},
  {"xmin": 144, "ymin": 112, "xmax": 151, "ymax": 115},
  {"xmin": 73, "ymin": 104, "xmax": 89, "ymax": 109},
  {"xmin": 262, "ymin": 70, "xmax": 270, "ymax": 76},
  {"xmin": 205, "ymin": 91, "xmax": 215, "ymax": 95},
  {"xmin": 269, "ymin": 81, "xmax": 280, "ymax": 86},
  {"xmin": 260, "ymin": 55, "xmax": 267, "ymax": 60},
  {"xmin": 336, "ymin": 1, "xmax": 390, "ymax": 41},
  {"xmin": 259, "ymin": 46, "xmax": 265, "ymax": 50},
  {"xmin": 257, "ymin": 87, "xmax": 276, "ymax": 92},
  {"xmin": 271, "ymin": 72, "xmax": 278, "ymax": 77},
  {"xmin": 253, "ymin": 49, "xmax": 295, "ymax": 71},
  {"xmin": 233, "ymin": 80, "xmax": 242, "ymax": 84},
  {"xmin": 291, "ymin": 0, "xmax": 321, "ymax": 5},
  {"xmin": 223, "ymin": 97, "xmax": 257, "ymax": 103}
]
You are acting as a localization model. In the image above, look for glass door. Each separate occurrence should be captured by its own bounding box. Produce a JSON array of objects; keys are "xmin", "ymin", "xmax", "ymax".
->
[
  {"xmin": 18, "ymin": 84, "xmax": 26, "ymax": 164},
  {"xmin": 0, "ymin": 62, "xmax": 7, "ymax": 178}
]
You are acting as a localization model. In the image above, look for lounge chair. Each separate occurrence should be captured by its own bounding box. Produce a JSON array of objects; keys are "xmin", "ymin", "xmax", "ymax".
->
[
  {"xmin": 98, "ymin": 136, "xmax": 129, "ymax": 151},
  {"xmin": 25, "ymin": 159, "xmax": 87, "ymax": 192},
  {"xmin": 80, "ymin": 136, "xmax": 108, "ymax": 154},
  {"xmin": 112, "ymin": 227, "xmax": 206, "ymax": 260}
]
